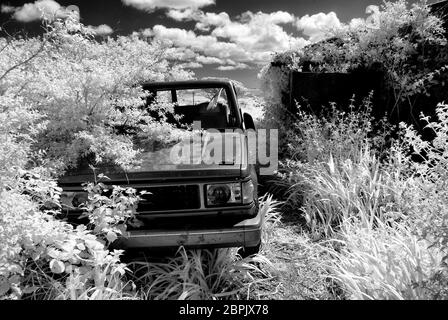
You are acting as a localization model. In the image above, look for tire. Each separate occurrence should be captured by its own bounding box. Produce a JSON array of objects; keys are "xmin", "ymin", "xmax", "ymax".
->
[{"xmin": 238, "ymin": 242, "xmax": 261, "ymax": 258}]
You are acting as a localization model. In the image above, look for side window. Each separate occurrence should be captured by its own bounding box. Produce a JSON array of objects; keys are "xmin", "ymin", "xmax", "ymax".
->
[
  {"xmin": 156, "ymin": 90, "xmax": 172, "ymax": 103},
  {"xmin": 144, "ymin": 87, "xmax": 240, "ymax": 129},
  {"xmin": 145, "ymin": 90, "xmax": 172, "ymax": 107},
  {"xmin": 177, "ymin": 89, "xmax": 210, "ymax": 106}
]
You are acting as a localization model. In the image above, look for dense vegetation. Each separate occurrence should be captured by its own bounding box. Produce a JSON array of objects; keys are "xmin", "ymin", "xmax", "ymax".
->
[
  {"xmin": 1, "ymin": 0, "xmax": 448, "ymax": 300},
  {"xmin": 259, "ymin": 0, "xmax": 448, "ymax": 139},
  {"xmin": 0, "ymin": 16, "xmax": 190, "ymax": 299},
  {"xmin": 0, "ymin": 14, "xmax": 276, "ymax": 300},
  {"xmin": 260, "ymin": 0, "xmax": 448, "ymax": 299}
]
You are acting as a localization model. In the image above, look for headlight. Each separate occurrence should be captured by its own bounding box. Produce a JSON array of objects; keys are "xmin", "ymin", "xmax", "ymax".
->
[
  {"xmin": 60, "ymin": 191, "xmax": 88, "ymax": 209},
  {"xmin": 241, "ymin": 180, "xmax": 254, "ymax": 204},
  {"xmin": 205, "ymin": 180, "xmax": 254, "ymax": 207}
]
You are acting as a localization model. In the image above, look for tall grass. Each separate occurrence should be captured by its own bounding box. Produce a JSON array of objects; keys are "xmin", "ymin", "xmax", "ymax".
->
[
  {"xmin": 278, "ymin": 98, "xmax": 448, "ymax": 299},
  {"xmin": 279, "ymin": 97, "xmax": 398, "ymax": 236},
  {"xmin": 8, "ymin": 187, "xmax": 281, "ymax": 300},
  {"xmin": 286, "ymin": 140, "xmax": 447, "ymax": 299},
  {"xmin": 300, "ymin": 147, "xmax": 406, "ymax": 237},
  {"xmin": 125, "ymin": 195, "xmax": 280, "ymax": 300},
  {"xmin": 128, "ymin": 248, "xmax": 272, "ymax": 300},
  {"xmin": 282, "ymin": 144, "xmax": 444, "ymax": 299},
  {"xmin": 20, "ymin": 257, "xmax": 138, "ymax": 300},
  {"xmin": 323, "ymin": 217, "xmax": 443, "ymax": 300}
]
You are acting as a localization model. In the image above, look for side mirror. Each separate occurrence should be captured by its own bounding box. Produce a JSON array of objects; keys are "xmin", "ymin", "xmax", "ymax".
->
[{"xmin": 243, "ymin": 112, "xmax": 255, "ymax": 130}]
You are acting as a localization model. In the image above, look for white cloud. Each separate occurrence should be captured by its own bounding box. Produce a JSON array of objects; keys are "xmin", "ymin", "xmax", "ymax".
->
[
  {"xmin": 167, "ymin": 9, "xmax": 230, "ymax": 31},
  {"xmin": 13, "ymin": 0, "xmax": 61, "ymax": 22},
  {"xmin": 164, "ymin": 47, "xmax": 197, "ymax": 61},
  {"xmin": 5, "ymin": 0, "xmax": 79, "ymax": 22},
  {"xmin": 121, "ymin": 0, "xmax": 214, "ymax": 11},
  {"xmin": 180, "ymin": 61, "xmax": 203, "ymax": 69},
  {"xmin": 196, "ymin": 55, "xmax": 225, "ymax": 64},
  {"xmin": 347, "ymin": 5, "xmax": 380, "ymax": 30},
  {"xmin": 148, "ymin": 9, "xmax": 310, "ymax": 70},
  {"xmin": 166, "ymin": 8, "xmax": 196, "ymax": 20},
  {"xmin": 265, "ymin": 11, "xmax": 295, "ymax": 24},
  {"xmin": 211, "ymin": 11, "xmax": 306, "ymax": 53},
  {"xmin": 195, "ymin": 11, "xmax": 230, "ymax": 31},
  {"xmin": 296, "ymin": 11, "xmax": 341, "ymax": 42},
  {"xmin": 87, "ymin": 24, "xmax": 114, "ymax": 36},
  {"xmin": 149, "ymin": 25, "xmax": 251, "ymax": 63},
  {"xmin": 216, "ymin": 63, "xmax": 249, "ymax": 71},
  {"xmin": 1, "ymin": 5, "xmax": 15, "ymax": 13},
  {"xmin": 165, "ymin": 9, "xmax": 299, "ymax": 53},
  {"xmin": 150, "ymin": 25, "xmax": 202, "ymax": 47},
  {"xmin": 143, "ymin": 8, "xmax": 321, "ymax": 71},
  {"xmin": 238, "ymin": 10, "xmax": 294, "ymax": 25}
]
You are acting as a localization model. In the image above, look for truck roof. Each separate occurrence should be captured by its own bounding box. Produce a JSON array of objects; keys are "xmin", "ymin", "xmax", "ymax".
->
[{"xmin": 141, "ymin": 79, "xmax": 234, "ymax": 90}]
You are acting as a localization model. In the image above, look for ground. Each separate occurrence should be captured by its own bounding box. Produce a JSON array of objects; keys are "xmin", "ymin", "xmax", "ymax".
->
[{"xmin": 256, "ymin": 208, "xmax": 339, "ymax": 300}]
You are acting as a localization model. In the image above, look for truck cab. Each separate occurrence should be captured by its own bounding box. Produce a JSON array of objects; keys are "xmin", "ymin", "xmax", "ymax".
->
[{"xmin": 58, "ymin": 79, "xmax": 262, "ymax": 255}]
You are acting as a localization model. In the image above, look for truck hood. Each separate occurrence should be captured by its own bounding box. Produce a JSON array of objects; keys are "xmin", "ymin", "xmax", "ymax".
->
[{"xmin": 60, "ymin": 131, "xmax": 246, "ymax": 184}]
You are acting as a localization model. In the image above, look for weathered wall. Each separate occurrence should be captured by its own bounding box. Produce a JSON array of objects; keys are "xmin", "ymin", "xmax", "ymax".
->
[
  {"xmin": 284, "ymin": 2, "xmax": 448, "ymax": 134},
  {"xmin": 288, "ymin": 71, "xmax": 387, "ymax": 117},
  {"xmin": 287, "ymin": 71, "xmax": 446, "ymax": 135}
]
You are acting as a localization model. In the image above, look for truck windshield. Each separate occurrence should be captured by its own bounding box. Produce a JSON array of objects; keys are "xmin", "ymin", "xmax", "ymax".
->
[{"xmin": 146, "ymin": 87, "xmax": 233, "ymax": 129}]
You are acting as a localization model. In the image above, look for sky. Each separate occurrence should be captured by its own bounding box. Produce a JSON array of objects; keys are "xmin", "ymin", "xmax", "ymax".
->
[{"xmin": 0, "ymin": 0, "xmax": 439, "ymax": 88}]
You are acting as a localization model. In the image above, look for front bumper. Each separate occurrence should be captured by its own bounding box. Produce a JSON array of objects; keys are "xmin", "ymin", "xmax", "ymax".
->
[{"xmin": 113, "ymin": 207, "xmax": 263, "ymax": 249}]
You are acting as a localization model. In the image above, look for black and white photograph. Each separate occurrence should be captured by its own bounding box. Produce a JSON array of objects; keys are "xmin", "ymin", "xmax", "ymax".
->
[{"xmin": 0, "ymin": 0, "xmax": 448, "ymax": 308}]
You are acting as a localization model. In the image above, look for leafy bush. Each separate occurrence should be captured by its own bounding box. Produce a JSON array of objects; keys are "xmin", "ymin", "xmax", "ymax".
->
[
  {"xmin": 0, "ymin": 15, "xmax": 285, "ymax": 301},
  {"xmin": 286, "ymin": 94, "xmax": 394, "ymax": 162},
  {"xmin": 1, "ymin": 16, "xmax": 191, "ymax": 173},
  {"xmin": 80, "ymin": 177, "xmax": 143, "ymax": 245},
  {"xmin": 397, "ymin": 103, "xmax": 448, "ymax": 296},
  {"xmin": 0, "ymin": 15, "xmax": 191, "ymax": 299},
  {"xmin": 276, "ymin": 95, "xmax": 396, "ymax": 223},
  {"xmin": 0, "ymin": 188, "xmax": 131, "ymax": 300},
  {"xmin": 276, "ymin": 96, "xmax": 448, "ymax": 299},
  {"xmin": 325, "ymin": 217, "xmax": 443, "ymax": 300},
  {"xmin": 257, "ymin": 1, "xmax": 448, "ymax": 300},
  {"xmin": 259, "ymin": 0, "xmax": 448, "ymax": 131}
]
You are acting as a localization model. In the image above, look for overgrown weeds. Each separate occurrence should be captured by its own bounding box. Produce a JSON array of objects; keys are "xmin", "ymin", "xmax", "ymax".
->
[
  {"xmin": 323, "ymin": 217, "xmax": 443, "ymax": 300},
  {"xmin": 276, "ymin": 99, "xmax": 448, "ymax": 299},
  {"xmin": 125, "ymin": 195, "xmax": 280, "ymax": 300}
]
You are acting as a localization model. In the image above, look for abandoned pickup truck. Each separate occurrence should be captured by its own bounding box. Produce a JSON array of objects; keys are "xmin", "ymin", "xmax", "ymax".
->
[{"xmin": 58, "ymin": 79, "xmax": 262, "ymax": 255}]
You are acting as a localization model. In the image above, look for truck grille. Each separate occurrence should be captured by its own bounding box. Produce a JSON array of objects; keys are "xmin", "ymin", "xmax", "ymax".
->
[{"xmin": 136, "ymin": 185, "xmax": 201, "ymax": 212}]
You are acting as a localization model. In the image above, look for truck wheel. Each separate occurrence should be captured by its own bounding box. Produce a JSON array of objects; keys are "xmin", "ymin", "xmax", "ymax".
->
[{"xmin": 238, "ymin": 243, "xmax": 261, "ymax": 258}]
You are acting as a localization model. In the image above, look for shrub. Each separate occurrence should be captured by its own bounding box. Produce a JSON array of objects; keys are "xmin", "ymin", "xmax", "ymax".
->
[
  {"xmin": 275, "ymin": 87, "xmax": 448, "ymax": 298},
  {"xmin": 397, "ymin": 103, "xmax": 448, "ymax": 297},
  {"xmin": 0, "ymin": 16, "xmax": 190, "ymax": 299},
  {"xmin": 259, "ymin": 0, "xmax": 448, "ymax": 132},
  {"xmin": 126, "ymin": 196, "xmax": 279, "ymax": 300},
  {"xmin": 285, "ymin": 93, "xmax": 391, "ymax": 163},
  {"xmin": 79, "ymin": 176, "xmax": 143, "ymax": 245},
  {"xmin": 324, "ymin": 217, "xmax": 443, "ymax": 300},
  {"xmin": 0, "ymin": 16, "xmax": 191, "ymax": 173},
  {"xmin": 276, "ymin": 95, "xmax": 396, "ymax": 228},
  {"xmin": 0, "ymin": 188, "xmax": 131, "ymax": 300},
  {"xmin": 276, "ymin": 100, "xmax": 448, "ymax": 298}
]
